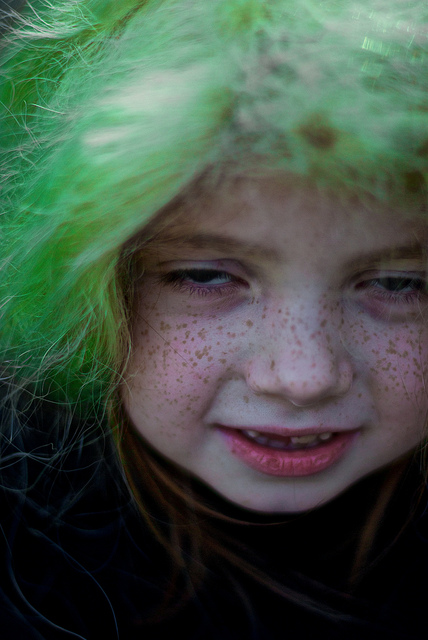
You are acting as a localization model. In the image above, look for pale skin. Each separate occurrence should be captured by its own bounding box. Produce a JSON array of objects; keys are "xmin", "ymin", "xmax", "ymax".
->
[{"xmin": 122, "ymin": 176, "xmax": 428, "ymax": 513}]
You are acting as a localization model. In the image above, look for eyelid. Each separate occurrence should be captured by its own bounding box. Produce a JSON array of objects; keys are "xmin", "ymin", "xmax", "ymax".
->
[
  {"xmin": 353, "ymin": 266, "xmax": 428, "ymax": 282},
  {"xmin": 158, "ymin": 257, "xmax": 239, "ymax": 266},
  {"xmin": 155, "ymin": 258, "xmax": 255, "ymax": 279}
]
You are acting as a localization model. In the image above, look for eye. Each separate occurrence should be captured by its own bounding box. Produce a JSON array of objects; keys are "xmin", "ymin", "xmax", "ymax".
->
[
  {"xmin": 355, "ymin": 272, "xmax": 428, "ymax": 315},
  {"xmin": 358, "ymin": 274, "xmax": 426, "ymax": 295},
  {"xmin": 163, "ymin": 268, "xmax": 234, "ymax": 286},
  {"xmin": 157, "ymin": 266, "xmax": 248, "ymax": 297},
  {"xmin": 369, "ymin": 276, "xmax": 426, "ymax": 295}
]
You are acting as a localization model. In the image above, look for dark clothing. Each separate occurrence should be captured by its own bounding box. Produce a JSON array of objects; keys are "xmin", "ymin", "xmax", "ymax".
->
[{"xmin": 0, "ymin": 395, "xmax": 427, "ymax": 639}]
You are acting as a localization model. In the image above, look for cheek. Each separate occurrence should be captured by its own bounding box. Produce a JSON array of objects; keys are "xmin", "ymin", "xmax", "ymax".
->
[
  {"xmin": 373, "ymin": 331, "xmax": 426, "ymax": 391},
  {"xmin": 122, "ymin": 307, "xmax": 241, "ymax": 437},
  {"xmin": 350, "ymin": 320, "xmax": 428, "ymax": 424}
]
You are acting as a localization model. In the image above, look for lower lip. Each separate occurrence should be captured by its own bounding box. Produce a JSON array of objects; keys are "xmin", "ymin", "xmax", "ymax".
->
[{"xmin": 218, "ymin": 428, "xmax": 358, "ymax": 478}]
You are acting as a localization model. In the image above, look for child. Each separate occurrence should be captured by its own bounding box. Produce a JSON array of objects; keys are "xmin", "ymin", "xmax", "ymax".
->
[{"xmin": 1, "ymin": 0, "xmax": 428, "ymax": 637}]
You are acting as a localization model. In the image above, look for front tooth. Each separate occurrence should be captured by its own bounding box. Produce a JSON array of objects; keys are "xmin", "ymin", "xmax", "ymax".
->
[
  {"xmin": 244, "ymin": 430, "xmax": 260, "ymax": 439},
  {"xmin": 290, "ymin": 434, "xmax": 319, "ymax": 445},
  {"xmin": 243, "ymin": 430, "xmax": 271, "ymax": 446},
  {"xmin": 319, "ymin": 432, "xmax": 333, "ymax": 441}
]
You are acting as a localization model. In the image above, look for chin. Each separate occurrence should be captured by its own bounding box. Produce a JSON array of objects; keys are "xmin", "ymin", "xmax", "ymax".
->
[{"xmin": 203, "ymin": 474, "xmax": 362, "ymax": 515}]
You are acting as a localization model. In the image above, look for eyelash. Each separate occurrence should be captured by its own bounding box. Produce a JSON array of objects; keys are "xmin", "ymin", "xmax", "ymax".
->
[
  {"xmin": 158, "ymin": 268, "xmax": 428, "ymax": 310},
  {"xmin": 158, "ymin": 268, "xmax": 245, "ymax": 297},
  {"xmin": 357, "ymin": 275, "xmax": 428, "ymax": 305}
]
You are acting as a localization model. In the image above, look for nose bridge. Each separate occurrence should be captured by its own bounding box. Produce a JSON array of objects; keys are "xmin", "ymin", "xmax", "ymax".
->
[{"xmin": 246, "ymin": 294, "xmax": 352, "ymax": 405}]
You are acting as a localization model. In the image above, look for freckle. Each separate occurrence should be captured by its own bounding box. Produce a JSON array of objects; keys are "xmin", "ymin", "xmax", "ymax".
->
[
  {"xmin": 219, "ymin": 359, "xmax": 227, "ymax": 364},
  {"xmin": 270, "ymin": 360, "xmax": 275, "ymax": 370},
  {"xmin": 243, "ymin": 395, "xmax": 249, "ymax": 403},
  {"xmin": 262, "ymin": 314, "xmax": 266, "ymax": 319},
  {"xmin": 278, "ymin": 309, "xmax": 282, "ymax": 314},
  {"xmin": 246, "ymin": 320, "xmax": 253, "ymax": 327},
  {"xmin": 320, "ymin": 320, "xmax": 327, "ymax": 328},
  {"xmin": 217, "ymin": 326, "xmax": 223, "ymax": 330}
]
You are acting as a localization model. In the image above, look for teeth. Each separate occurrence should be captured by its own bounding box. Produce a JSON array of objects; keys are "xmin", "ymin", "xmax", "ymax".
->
[
  {"xmin": 246, "ymin": 430, "xmax": 261, "ymax": 439},
  {"xmin": 242, "ymin": 430, "xmax": 334, "ymax": 450},
  {"xmin": 290, "ymin": 434, "xmax": 319, "ymax": 445}
]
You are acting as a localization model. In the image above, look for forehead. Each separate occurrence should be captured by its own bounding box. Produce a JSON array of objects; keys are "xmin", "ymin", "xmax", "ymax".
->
[{"xmin": 143, "ymin": 177, "xmax": 428, "ymax": 262}]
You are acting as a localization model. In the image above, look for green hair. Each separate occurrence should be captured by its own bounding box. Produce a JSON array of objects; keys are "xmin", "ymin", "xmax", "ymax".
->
[{"xmin": 1, "ymin": 0, "xmax": 428, "ymax": 412}]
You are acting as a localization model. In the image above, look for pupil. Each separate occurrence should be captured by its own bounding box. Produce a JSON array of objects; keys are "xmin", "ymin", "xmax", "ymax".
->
[
  {"xmin": 380, "ymin": 277, "xmax": 416, "ymax": 291},
  {"xmin": 190, "ymin": 269, "xmax": 223, "ymax": 283}
]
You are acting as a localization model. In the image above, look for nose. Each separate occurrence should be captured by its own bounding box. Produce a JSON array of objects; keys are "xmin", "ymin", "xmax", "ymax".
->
[{"xmin": 245, "ymin": 302, "xmax": 353, "ymax": 407}]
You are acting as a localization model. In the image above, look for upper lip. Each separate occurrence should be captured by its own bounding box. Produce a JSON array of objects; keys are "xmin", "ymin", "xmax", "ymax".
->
[{"xmin": 216, "ymin": 424, "xmax": 358, "ymax": 437}]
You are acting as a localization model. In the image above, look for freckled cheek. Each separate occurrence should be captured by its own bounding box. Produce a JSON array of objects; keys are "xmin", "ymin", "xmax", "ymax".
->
[
  {"xmin": 123, "ymin": 318, "xmax": 242, "ymax": 449},
  {"xmin": 127, "ymin": 318, "xmax": 240, "ymax": 394},
  {"xmin": 353, "ymin": 325, "xmax": 428, "ymax": 409}
]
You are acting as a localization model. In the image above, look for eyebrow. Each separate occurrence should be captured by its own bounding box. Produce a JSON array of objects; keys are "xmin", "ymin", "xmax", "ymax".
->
[
  {"xmin": 155, "ymin": 232, "xmax": 275, "ymax": 259},
  {"xmin": 346, "ymin": 243, "xmax": 428, "ymax": 269},
  {"xmin": 149, "ymin": 231, "xmax": 428, "ymax": 267}
]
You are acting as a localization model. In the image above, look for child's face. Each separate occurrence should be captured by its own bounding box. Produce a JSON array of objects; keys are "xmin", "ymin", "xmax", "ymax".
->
[{"xmin": 122, "ymin": 177, "xmax": 428, "ymax": 513}]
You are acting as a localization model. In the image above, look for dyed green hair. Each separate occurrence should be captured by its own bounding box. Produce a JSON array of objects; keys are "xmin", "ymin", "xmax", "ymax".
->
[{"xmin": 1, "ymin": 0, "xmax": 428, "ymax": 412}]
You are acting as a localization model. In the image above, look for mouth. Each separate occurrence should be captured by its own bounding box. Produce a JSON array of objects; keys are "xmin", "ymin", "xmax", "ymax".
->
[
  {"xmin": 242, "ymin": 429, "xmax": 334, "ymax": 450},
  {"xmin": 217, "ymin": 426, "xmax": 359, "ymax": 478}
]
